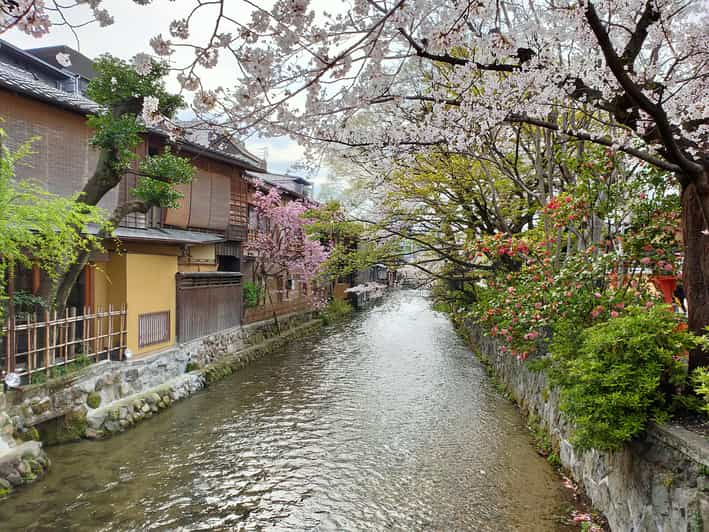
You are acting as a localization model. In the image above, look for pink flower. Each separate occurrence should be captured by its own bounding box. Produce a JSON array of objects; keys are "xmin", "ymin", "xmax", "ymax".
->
[
  {"xmin": 594, "ymin": 292, "xmax": 602, "ymax": 299},
  {"xmin": 610, "ymin": 311, "xmax": 619, "ymax": 318},
  {"xmin": 572, "ymin": 511, "xmax": 592, "ymax": 523},
  {"xmin": 640, "ymin": 257, "xmax": 652, "ymax": 265},
  {"xmin": 507, "ymin": 286, "xmax": 515, "ymax": 294}
]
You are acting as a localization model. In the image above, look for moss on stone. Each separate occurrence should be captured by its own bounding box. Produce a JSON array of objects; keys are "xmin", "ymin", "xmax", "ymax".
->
[
  {"xmin": 0, "ymin": 486, "xmax": 10, "ymax": 498},
  {"xmin": 38, "ymin": 408, "xmax": 87, "ymax": 445},
  {"xmin": 86, "ymin": 392, "xmax": 102, "ymax": 409},
  {"xmin": 185, "ymin": 362, "xmax": 201, "ymax": 372},
  {"xmin": 16, "ymin": 426, "xmax": 40, "ymax": 442}
]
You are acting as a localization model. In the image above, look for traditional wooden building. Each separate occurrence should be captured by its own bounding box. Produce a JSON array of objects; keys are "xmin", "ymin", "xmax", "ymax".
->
[
  {"xmin": 0, "ymin": 40, "xmax": 266, "ymax": 378},
  {"xmin": 241, "ymin": 170, "xmax": 318, "ymax": 323}
]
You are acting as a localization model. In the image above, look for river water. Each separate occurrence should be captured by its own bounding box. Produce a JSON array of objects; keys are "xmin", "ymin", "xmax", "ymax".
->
[{"xmin": 0, "ymin": 291, "xmax": 575, "ymax": 531}]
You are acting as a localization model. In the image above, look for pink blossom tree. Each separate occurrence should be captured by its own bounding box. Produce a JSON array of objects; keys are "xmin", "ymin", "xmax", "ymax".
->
[{"xmin": 245, "ymin": 186, "xmax": 328, "ymax": 327}]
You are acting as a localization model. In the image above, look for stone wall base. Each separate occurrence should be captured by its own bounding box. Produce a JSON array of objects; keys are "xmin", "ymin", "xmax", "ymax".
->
[
  {"xmin": 86, "ymin": 318, "xmax": 322, "ymax": 438},
  {"xmin": 464, "ymin": 320, "xmax": 709, "ymax": 532}
]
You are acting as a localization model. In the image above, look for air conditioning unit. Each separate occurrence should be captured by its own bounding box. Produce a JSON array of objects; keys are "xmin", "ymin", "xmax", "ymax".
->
[{"xmin": 286, "ymin": 278, "xmax": 295, "ymax": 290}]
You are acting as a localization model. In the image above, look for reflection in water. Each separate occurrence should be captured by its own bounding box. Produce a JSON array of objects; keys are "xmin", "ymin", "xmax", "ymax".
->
[{"xmin": 0, "ymin": 291, "xmax": 574, "ymax": 531}]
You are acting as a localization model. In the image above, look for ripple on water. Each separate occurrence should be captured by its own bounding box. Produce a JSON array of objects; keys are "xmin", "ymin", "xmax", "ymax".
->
[{"xmin": 0, "ymin": 291, "xmax": 576, "ymax": 531}]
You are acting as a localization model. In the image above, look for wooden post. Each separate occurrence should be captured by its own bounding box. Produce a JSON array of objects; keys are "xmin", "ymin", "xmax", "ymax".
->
[
  {"xmin": 31, "ymin": 314, "xmax": 37, "ymax": 380},
  {"xmin": 52, "ymin": 309, "xmax": 58, "ymax": 367},
  {"xmin": 7, "ymin": 261, "xmax": 16, "ymax": 374},
  {"xmin": 119, "ymin": 304, "xmax": 126, "ymax": 360},
  {"xmin": 93, "ymin": 306, "xmax": 99, "ymax": 361},
  {"xmin": 27, "ymin": 314, "xmax": 33, "ymax": 382},
  {"xmin": 68, "ymin": 307, "xmax": 76, "ymax": 360},
  {"xmin": 83, "ymin": 306, "xmax": 89, "ymax": 362},
  {"xmin": 96, "ymin": 306, "xmax": 103, "ymax": 361},
  {"xmin": 44, "ymin": 310, "xmax": 50, "ymax": 377},
  {"xmin": 107, "ymin": 304, "xmax": 113, "ymax": 360}
]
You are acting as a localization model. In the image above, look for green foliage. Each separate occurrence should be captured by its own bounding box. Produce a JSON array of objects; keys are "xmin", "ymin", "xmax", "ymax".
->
[
  {"xmin": 85, "ymin": 54, "xmax": 192, "ymax": 207},
  {"xmin": 86, "ymin": 392, "xmax": 102, "ymax": 409},
  {"xmin": 243, "ymin": 281, "xmax": 263, "ymax": 308},
  {"xmin": 133, "ymin": 148, "xmax": 194, "ymax": 207},
  {"xmin": 87, "ymin": 55, "xmax": 183, "ymax": 116},
  {"xmin": 12, "ymin": 290, "xmax": 48, "ymax": 313},
  {"xmin": 0, "ymin": 131, "xmax": 107, "ymax": 322},
  {"xmin": 29, "ymin": 372, "xmax": 47, "ymax": 385},
  {"xmin": 550, "ymin": 306, "xmax": 700, "ymax": 451},
  {"xmin": 185, "ymin": 361, "xmax": 201, "ymax": 373},
  {"xmin": 320, "ymin": 298, "xmax": 353, "ymax": 324},
  {"xmin": 304, "ymin": 200, "xmax": 397, "ymax": 281},
  {"xmin": 691, "ymin": 368, "xmax": 709, "ymax": 415},
  {"xmin": 87, "ymin": 113, "xmax": 143, "ymax": 172}
]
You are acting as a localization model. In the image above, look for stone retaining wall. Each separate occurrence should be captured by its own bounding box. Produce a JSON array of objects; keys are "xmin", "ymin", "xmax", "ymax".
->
[
  {"xmin": 86, "ymin": 317, "xmax": 322, "ymax": 439},
  {"xmin": 0, "ymin": 310, "xmax": 320, "ymax": 498},
  {"xmin": 465, "ymin": 320, "xmax": 709, "ymax": 532}
]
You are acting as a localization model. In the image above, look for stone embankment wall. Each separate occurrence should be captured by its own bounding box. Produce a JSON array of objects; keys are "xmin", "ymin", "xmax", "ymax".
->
[
  {"xmin": 465, "ymin": 321, "xmax": 709, "ymax": 532},
  {"xmin": 0, "ymin": 310, "xmax": 320, "ymax": 497}
]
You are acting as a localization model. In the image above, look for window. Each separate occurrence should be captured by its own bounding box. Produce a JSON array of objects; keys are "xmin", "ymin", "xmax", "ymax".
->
[{"xmin": 138, "ymin": 311, "xmax": 170, "ymax": 348}]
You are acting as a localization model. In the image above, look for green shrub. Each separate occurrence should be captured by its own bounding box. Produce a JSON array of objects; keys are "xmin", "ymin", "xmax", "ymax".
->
[
  {"xmin": 243, "ymin": 281, "xmax": 262, "ymax": 308},
  {"xmin": 321, "ymin": 298, "xmax": 353, "ymax": 324},
  {"xmin": 30, "ymin": 372, "xmax": 47, "ymax": 385},
  {"xmin": 551, "ymin": 306, "xmax": 700, "ymax": 452},
  {"xmin": 185, "ymin": 361, "xmax": 201, "ymax": 373},
  {"xmin": 692, "ymin": 368, "xmax": 709, "ymax": 415}
]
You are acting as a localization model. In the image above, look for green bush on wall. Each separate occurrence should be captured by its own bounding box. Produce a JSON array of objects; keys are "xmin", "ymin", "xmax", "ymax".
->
[
  {"xmin": 243, "ymin": 281, "xmax": 262, "ymax": 308},
  {"xmin": 550, "ymin": 305, "xmax": 702, "ymax": 452},
  {"xmin": 693, "ymin": 368, "xmax": 709, "ymax": 415},
  {"xmin": 321, "ymin": 298, "xmax": 353, "ymax": 325}
]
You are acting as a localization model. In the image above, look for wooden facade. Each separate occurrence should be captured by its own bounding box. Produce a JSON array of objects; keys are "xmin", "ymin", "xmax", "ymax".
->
[{"xmin": 175, "ymin": 272, "xmax": 243, "ymax": 342}]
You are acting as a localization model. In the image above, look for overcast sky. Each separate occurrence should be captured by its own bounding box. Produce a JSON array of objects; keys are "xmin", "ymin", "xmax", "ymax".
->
[{"xmin": 6, "ymin": 0, "xmax": 329, "ymax": 181}]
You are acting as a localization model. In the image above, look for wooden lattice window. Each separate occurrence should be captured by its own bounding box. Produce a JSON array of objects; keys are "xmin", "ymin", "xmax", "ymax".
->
[{"xmin": 138, "ymin": 311, "xmax": 170, "ymax": 348}]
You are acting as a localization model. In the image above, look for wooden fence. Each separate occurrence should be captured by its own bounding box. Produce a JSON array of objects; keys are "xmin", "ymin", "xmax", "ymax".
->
[
  {"xmin": 176, "ymin": 272, "xmax": 242, "ymax": 342},
  {"xmin": 243, "ymin": 299, "xmax": 312, "ymax": 325},
  {"xmin": 1, "ymin": 306, "xmax": 127, "ymax": 385}
]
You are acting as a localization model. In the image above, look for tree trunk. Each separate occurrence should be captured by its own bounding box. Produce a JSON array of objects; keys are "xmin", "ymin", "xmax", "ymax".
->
[
  {"xmin": 681, "ymin": 180, "xmax": 709, "ymax": 371},
  {"xmin": 53, "ymin": 199, "xmax": 150, "ymax": 312}
]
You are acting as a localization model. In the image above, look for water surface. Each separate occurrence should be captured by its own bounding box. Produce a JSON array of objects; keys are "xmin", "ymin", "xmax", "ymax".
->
[{"xmin": 0, "ymin": 291, "xmax": 574, "ymax": 531}]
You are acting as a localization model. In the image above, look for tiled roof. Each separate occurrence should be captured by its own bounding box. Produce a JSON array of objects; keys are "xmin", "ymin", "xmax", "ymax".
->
[
  {"xmin": 0, "ymin": 54, "xmax": 265, "ymax": 171},
  {"xmin": 0, "ymin": 61, "xmax": 98, "ymax": 114},
  {"xmin": 87, "ymin": 223, "xmax": 225, "ymax": 245},
  {"xmin": 247, "ymin": 169, "xmax": 312, "ymax": 186}
]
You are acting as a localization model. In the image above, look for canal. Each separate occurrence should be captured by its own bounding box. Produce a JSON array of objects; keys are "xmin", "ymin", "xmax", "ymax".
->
[{"xmin": 0, "ymin": 291, "xmax": 575, "ymax": 531}]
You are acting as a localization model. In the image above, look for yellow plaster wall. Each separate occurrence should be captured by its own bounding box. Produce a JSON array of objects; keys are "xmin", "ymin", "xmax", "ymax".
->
[
  {"xmin": 96, "ymin": 254, "xmax": 127, "ymax": 310},
  {"xmin": 126, "ymin": 253, "xmax": 177, "ymax": 356}
]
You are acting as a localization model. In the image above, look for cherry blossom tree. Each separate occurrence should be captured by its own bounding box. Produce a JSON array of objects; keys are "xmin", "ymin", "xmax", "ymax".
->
[
  {"xmin": 244, "ymin": 186, "xmax": 329, "ymax": 326},
  {"xmin": 148, "ymin": 0, "xmax": 707, "ymax": 368},
  {"xmin": 0, "ymin": 0, "xmax": 115, "ymax": 37}
]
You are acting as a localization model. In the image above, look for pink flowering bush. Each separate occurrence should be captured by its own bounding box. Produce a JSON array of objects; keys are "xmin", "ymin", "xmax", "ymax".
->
[{"xmin": 470, "ymin": 160, "xmax": 683, "ymax": 362}]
